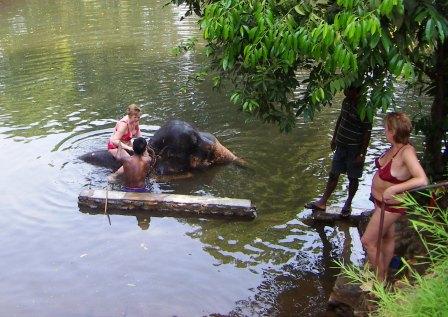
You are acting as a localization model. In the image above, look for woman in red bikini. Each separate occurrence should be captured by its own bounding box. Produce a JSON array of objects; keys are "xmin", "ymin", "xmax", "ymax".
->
[
  {"xmin": 361, "ymin": 112, "xmax": 427, "ymax": 281},
  {"xmin": 107, "ymin": 104, "xmax": 142, "ymax": 179}
]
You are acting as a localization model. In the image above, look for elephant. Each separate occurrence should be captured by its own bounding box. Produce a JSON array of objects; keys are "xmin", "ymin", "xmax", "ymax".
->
[{"xmin": 79, "ymin": 120, "xmax": 244, "ymax": 175}]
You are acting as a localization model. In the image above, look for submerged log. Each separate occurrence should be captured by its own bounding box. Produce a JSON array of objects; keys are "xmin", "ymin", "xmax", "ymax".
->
[{"xmin": 78, "ymin": 189, "xmax": 257, "ymax": 219}]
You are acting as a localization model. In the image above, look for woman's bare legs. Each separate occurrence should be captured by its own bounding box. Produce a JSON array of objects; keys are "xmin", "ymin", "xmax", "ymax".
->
[
  {"xmin": 382, "ymin": 222, "xmax": 396, "ymax": 279},
  {"xmin": 361, "ymin": 207, "xmax": 401, "ymax": 280}
]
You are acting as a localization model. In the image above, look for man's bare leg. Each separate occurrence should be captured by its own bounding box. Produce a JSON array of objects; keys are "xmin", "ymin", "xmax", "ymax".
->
[
  {"xmin": 305, "ymin": 172, "xmax": 340, "ymax": 211},
  {"xmin": 341, "ymin": 177, "xmax": 359, "ymax": 216}
]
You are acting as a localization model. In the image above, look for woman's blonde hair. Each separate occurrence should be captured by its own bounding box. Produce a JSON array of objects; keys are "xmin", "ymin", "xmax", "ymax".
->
[
  {"xmin": 127, "ymin": 104, "xmax": 141, "ymax": 116},
  {"xmin": 385, "ymin": 112, "xmax": 412, "ymax": 144}
]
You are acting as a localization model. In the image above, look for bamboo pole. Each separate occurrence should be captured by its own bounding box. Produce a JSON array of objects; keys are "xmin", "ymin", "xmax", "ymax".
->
[
  {"xmin": 375, "ymin": 200, "xmax": 385, "ymax": 272},
  {"xmin": 104, "ymin": 185, "xmax": 111, "ymax": 225}
]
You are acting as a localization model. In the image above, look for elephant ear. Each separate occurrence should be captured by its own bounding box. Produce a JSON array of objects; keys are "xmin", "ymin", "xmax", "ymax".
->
[
  {"xmin": 188, "ymin": 132, "xmax": 203, "ymax": 158},
  {"xmin": 190, "ymin": 132, "xmax": 199, "ymax": 147},
  {"xmin": 198, "ymin": 132, "xmax": 217, "ymax": 144},
  {"xmin": 192, "ymin": 132, "xmax": 213, "ymax": 161},
  {"xmin": 147, "ymin": 134, "xmax": 164, "ymax": 152}
]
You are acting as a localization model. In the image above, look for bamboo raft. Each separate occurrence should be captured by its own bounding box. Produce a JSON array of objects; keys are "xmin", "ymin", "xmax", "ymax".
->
[{"xmin": 78, "ymin": 189, "xmax": 257, "ymax": 219}]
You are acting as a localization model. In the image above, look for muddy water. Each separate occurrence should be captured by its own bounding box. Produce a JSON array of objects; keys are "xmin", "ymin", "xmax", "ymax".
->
[{"xmin": 0, "ymin": 1, "xmax": 421, "ymax": 316}]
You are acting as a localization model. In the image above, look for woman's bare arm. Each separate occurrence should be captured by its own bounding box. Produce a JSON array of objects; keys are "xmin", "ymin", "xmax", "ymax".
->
[
  {"xmin": 110, "ymin": 122, "xmax": 133, "ymax": 151},
  {"xmin": 115, "ymin": 142, "xmax": 131, "ymax": 162},
  {"xmin": 135, "ymin": 124, "xmax": 142, "ymax": 138}
]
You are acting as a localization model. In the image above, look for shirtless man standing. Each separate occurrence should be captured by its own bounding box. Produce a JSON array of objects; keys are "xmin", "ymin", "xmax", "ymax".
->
[{"xmin": 114, "ymin": 137, "xmax": 152, "ymax": 192}]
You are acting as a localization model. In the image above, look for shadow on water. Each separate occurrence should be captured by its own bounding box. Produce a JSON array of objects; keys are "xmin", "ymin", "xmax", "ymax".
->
[{"xmin": 204, "ymin": 222, "xmax": 347, "ymax": 316}]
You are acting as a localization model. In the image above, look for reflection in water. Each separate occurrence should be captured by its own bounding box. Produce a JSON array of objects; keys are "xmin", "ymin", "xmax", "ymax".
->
[
  {"xmin": 0, "ymin": 0, "xmax": 202, "ymax": 137},
  {"xmin": 220, "ymin": 223, "xmax": 346, "ymax": 316},
  {"xmin": 80, "ymin": 207, "xmax": 151, "ymax": 231},
  {"xmin": 0, "ymin": 0, "xmax": 426, "ymax": 316},
  {"xmin": 136, "ymin": 215, "xmax": 151, "ymax": 230}
]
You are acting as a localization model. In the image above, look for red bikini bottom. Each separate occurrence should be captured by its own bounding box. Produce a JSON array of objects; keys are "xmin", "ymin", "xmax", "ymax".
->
[
  {"xmin": 107, "ymin": 141, "xmax": 117, "ymax": 150},
  {"xmin": 370, "ymin": 195, "xmax": 406, "ymax": 215}
]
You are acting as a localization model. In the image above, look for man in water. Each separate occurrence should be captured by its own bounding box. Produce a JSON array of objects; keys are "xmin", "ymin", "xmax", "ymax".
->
[
  {"xmin": 305, "ymin": 86, "xmax": 372, "ymax": 217},
  {"xmin": 112, "ymin": 137, "xmax": 152, "ymax": 192}
]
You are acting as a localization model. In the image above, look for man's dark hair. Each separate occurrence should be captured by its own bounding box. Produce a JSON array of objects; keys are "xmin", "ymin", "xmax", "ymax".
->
[{"xmin": 133, "ymin": 137, "xmax": 147, "ymax": 156}]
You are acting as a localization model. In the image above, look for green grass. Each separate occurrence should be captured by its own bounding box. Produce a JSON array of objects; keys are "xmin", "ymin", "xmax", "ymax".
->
[
  {"xmin": 338, "ymin": 189, "xmax": 448, "ymax": 317},
  {"xmin": 339, "ymin": 259, "xmax": 448, "ymax": 317}
]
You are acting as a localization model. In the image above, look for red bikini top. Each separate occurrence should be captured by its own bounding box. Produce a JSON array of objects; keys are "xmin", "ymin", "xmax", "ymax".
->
[
  {"xmin": 375, "ymin": 145, "xmax": 409, "ymax": 184},
  {"xmin": 116, "ymin": 119, "xmax": 139, "ymax": 142}
]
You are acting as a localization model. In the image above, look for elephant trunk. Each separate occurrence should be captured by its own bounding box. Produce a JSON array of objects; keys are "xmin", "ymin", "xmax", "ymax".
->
[{"xmin": 212, "ymin": 140, "xmax": 246, "ymax": 167}]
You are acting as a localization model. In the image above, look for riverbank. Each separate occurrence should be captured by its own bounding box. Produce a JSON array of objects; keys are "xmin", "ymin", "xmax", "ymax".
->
[{"xmin": 322, "ymin": 188, "xmax": 447, "ymax": 316}]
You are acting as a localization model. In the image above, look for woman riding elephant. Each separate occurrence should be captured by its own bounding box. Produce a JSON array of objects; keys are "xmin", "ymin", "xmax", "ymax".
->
[{"xmin": 107, "ymin": 104, "xmax": 142, "ymax": 179}]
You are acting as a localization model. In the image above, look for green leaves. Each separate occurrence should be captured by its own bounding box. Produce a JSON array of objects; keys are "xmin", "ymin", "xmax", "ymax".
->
[
  {"xmin": 411, "ymin": 5, "xmax": 448, "ymax": 46},
  {"xmin": 311, "ymin": 87, "xmax": 325, "ymax": 104},
  {"xmin": 400, "ymin": 62, "xmax": 414, "ymax": 80},
  {"xmin": 242, "ymin": 99, "xmax": 260, "ymax": 112},
  {"xmin": 426, "ymin": 18, "xmax": 436, "ymax": 42},
  {"xmin": 222, "ymin": 55, "xmax": 229, "ymax": 71},
  {"xmin": 378, "ymin": 0, "xmax": 404, "ymax": 17},
  {"xmin": 230, "ymin": 91, "xmax": 242, "ymax": 105},
  {"xmin": 172, "ymin": 0, "xmax": 448, "ymax": 136},
  {"xmin": 294, "ymin": 5, "xmax": 305, "ymax": 16},
  {"xmin": 425, "ymin": 16, "xmax": 448, "ymax": 44},
  {"xmin": 380, "ymin": 31, "xmax": 391, "ymax": 53},
  {"xmin": 337, "ymin": 0, "xmax": 359, "ymax": 10}
]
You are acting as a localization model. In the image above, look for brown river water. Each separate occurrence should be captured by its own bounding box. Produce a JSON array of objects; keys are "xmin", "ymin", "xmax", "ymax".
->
[{"xmin": 0, "ymin": 0, "xmax": 424, "ymax": 316}]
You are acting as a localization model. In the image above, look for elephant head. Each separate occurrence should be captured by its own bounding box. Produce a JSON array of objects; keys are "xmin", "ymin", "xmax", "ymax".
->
[{"xmin": 148, "ymin": 120, "xmax": 241, "ymax": 175}]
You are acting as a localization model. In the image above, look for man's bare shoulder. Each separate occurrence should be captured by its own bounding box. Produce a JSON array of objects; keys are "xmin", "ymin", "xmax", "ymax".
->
[{"xmin": 120, "ymin": 155, "xmax": 132, "ymax": 162}]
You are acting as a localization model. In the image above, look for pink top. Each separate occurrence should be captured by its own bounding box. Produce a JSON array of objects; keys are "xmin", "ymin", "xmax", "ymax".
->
[{"xmin": 107, "ymin": 120, "xmax": 140, "ymax": 150}]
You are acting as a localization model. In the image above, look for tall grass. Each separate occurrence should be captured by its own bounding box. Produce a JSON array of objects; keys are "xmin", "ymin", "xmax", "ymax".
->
[
  {"xmin": 401, "ymin": 190, "xmax": 448, "ymax": 264},
  {"xmin": 337, "ymin": 189, "xmax": 448, "ymax": 317}
]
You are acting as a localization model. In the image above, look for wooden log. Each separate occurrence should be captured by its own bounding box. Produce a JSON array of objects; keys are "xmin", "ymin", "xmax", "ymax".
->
[
  {"xmin": 301, "ymin": 206, "xmax": 373, "ymax": 226},
  {"xmin": 78, "ymin": 189, "xmax": 257, "ymax": 219}
]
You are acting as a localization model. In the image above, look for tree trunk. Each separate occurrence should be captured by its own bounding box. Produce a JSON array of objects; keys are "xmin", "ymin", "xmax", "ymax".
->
[{"xmin": 424, "ymin": 40, "xmax": 448, "ymax": 180}]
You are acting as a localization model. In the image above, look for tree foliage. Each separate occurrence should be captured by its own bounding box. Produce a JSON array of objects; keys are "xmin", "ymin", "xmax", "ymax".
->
[
  {"xmin": 170, "ymin": 0, "xmax": 448, "ymax": 177},
  {"xmin": 171, "ymin": 0, "xmax": 446, "ymax": 127}
]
